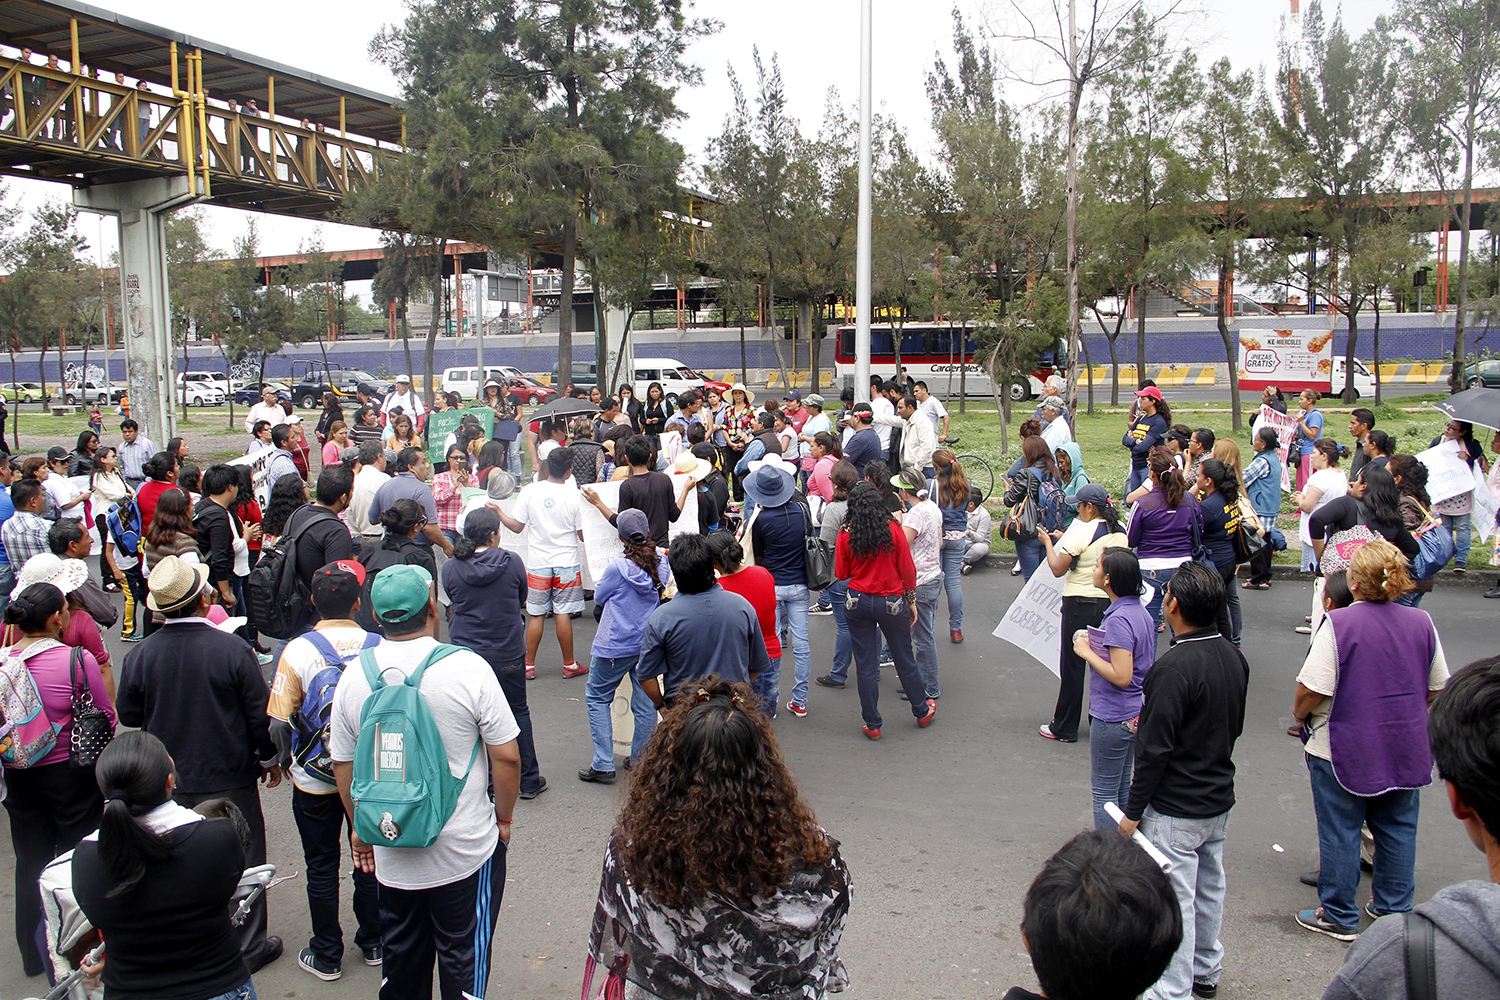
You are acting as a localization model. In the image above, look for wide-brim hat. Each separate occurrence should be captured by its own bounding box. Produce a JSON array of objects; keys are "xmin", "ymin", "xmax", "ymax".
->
[
  {"xmin": 729, "ymin": 383, "xmax": 756, "ymax": 405},
  {"xmin": 744, "ymin": 461, "xmax": 795, "ymax": 507},
  {"xmin": 146, "ymin": 555, "xmax": 211, "ymax": 613},
  {"xmin": 11, "ymin": 553, "xmax": 88, "ymax": 601},
  {"xmin": 672, "ymin": 452, "xmax": 712, "ymax": 481}
]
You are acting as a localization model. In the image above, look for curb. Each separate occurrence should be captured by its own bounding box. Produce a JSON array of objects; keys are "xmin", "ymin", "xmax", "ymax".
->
[{"xmin": 1076, "ymin": 363, "xmax": 1453, "ymax": 387}]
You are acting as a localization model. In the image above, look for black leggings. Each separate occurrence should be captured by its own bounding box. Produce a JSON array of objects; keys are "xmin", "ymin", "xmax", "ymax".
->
[{"xmin": 94, "ymin": 513, "xmax": 113, "ymax": 581}]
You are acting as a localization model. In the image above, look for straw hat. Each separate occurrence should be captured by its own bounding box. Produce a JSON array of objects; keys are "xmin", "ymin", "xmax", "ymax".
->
[
  {"xmin": 729, "ymin": 382, "xmax": 756, "ymax": 405},
  {"xmin": 145, "ymin": 555, "xmax": 211, "ymax": 613},
  {"xmin": 11, "ymin": 553, "xmax": 88, "ymax": 601},
  {"xmin": 672, "ymin": 451, "xmax": 712, "ymax": 481}
]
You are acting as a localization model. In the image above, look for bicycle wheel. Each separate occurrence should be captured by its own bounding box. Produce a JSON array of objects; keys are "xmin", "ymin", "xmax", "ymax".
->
[{"xmin": 955, "ymin": 453, "xmax": 994, "ymax": 503}]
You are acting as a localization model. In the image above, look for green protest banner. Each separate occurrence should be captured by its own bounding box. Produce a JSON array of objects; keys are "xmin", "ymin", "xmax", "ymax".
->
[{"xmin": 426, "ymin": 406, "xmax": 495, "ymax": 465}]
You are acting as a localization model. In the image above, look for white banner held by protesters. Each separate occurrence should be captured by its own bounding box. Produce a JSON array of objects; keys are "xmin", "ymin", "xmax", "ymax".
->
[
  {"xmin": 1472, "ymin": 476, "xmax": 1499, "ymax": 545},
  {"xmin": 1416, "ymin": 440, "xmax": 1477, "ymax": 505},
  {"xmin": 992, "ymin": 568, "xmax": 1067, "ymax": 676}
]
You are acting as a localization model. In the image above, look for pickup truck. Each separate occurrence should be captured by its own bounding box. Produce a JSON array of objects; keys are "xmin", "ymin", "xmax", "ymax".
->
[{"xmin": 289, "ymin": 368, "xmax": 394, "ymax": 408}]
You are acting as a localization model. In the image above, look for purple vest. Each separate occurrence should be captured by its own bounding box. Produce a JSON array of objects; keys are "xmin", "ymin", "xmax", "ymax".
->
[{"xmin": 1326, "ymin": 602, "xmax": 1437, "ymax": 796}]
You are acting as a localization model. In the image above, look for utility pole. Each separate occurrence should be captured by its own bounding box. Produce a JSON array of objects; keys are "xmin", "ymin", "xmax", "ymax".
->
[
  {"xmin": 1064, "ymin": 0, "xmax": 1081, "ymax": 408},
  {"xmin": 855, "ymin": 0, "xmax": 873, "ymax": 403}
]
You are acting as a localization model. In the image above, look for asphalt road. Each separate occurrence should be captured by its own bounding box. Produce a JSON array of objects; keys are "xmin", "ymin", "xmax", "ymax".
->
[{"xmin": 1, "ymin": 567, "xmax": 1494, "ymax": 1000}]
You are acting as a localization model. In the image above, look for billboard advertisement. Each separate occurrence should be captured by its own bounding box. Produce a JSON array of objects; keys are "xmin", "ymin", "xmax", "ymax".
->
[{"xmin": 1237, "ymin": 328, "xmax": 1336, "ymax": 391}]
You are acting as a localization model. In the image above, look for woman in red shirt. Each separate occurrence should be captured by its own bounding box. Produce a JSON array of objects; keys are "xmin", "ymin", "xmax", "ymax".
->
[
  {"xmin": 705, "ymin": 531, "xmax": 782, "ymax": 718},
  {"xmin": 834, "ymin": 482, "xmax": 935, "ymax": 739}
]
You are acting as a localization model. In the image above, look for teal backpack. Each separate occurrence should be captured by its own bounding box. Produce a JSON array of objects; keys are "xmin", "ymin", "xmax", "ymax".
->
[{"xmin": 350, "ymin": 643, "xmax": 480, "ymax": 849}]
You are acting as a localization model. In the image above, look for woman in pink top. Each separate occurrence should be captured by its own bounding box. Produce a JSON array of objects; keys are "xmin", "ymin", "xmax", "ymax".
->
[
  {"xmin": 806, "ymin": 432, "xmax": 843, "ymax": 501},
  {"xmin": 320, "ymin": 420, "xmax": 349, "ymax": 468},
  {"xmin": 1, "ymin": 581, "xmax": 116, "ymax": 976}
]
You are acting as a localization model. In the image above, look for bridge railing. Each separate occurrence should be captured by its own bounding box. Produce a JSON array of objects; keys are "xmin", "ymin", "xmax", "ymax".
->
[{"xmin": 0, "ymin": 55, "xmax": 391, "ymax": 204}]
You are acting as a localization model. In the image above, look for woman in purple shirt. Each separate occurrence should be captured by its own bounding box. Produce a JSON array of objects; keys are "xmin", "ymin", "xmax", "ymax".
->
[
  {"xmin": 1, "ymin": 581, "xmax": 117, "ymax": 976},
  {"xmin": 1071, "ymin": 548, "xmax": 1156, "ymax": 831},
  {"xmin": 1126, "ymin": 447, "xmax": 1202, "ymax": 634}
]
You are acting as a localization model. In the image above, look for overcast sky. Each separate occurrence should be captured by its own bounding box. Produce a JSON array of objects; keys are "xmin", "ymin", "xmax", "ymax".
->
[{"xmin": 3, "ymin": 0, "xmax": 1393, "ymax": 268}]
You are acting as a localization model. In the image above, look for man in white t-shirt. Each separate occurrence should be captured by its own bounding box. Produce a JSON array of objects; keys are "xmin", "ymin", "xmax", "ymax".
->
[
  {"xmin": 267, "ymin": 561, "xmax": 383, "ymax": 980},
  {"xmin": 380, "ymin": 375, "xmax": 427, "ymax": 426},
  {"xmin": 496, "ymin": 448, "xmax": 588, "ymax": 680},
  {"xmin": 43, "ymin": 447, "xmax": 87, "ymax": 520},
  {"xmin": 870, "ymin": 388, "xmax": 895, "ymax": 453},
  {"xmin": 330, "ymin": 564, "xmax": 520, "ymax": 1000},
  {"xmin": 913, "ymin": 381, "xmax": 950, "ymax": 440},
  {"xmin": 244, "ymin": 384, "xmax": 291, "ymax": 436}
]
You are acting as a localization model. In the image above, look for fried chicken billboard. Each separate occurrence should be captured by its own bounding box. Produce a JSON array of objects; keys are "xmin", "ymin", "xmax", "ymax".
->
[{"xmin": 1236, "ymin": 326, "xmax": 1336, "ymax": 392}]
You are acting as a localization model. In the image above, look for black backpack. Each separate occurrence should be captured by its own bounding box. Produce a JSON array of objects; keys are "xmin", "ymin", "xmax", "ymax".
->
[{"xmin": 246, "ymin": 507, "xmax": 338, "ymax": 640}]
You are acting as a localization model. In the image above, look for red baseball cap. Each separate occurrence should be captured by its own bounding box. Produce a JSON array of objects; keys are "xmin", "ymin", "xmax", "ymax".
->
[{"xmin": 1134, "ymin": 386, "xmax": 1163, "ymax": 401}]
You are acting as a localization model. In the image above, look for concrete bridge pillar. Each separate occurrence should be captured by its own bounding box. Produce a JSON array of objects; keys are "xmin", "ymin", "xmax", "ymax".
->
[{"xmin": 74, "ymin": 177, "xmax": 198, "ymax": 443}]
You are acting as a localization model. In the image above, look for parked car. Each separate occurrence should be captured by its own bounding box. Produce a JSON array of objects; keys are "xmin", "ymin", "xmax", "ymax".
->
[
  {"xmin": 180, "ymin": 382, "xmax": 227, "ymax": 407},
  {"xmin": 0, "ymin": 382, "xmax": 44, "ymax": 402},
  {"xmin": 54, "ymin": 381, "xmax": 128, "ymax": 405},
  {"xmin": 234, "ymin": 381, "xmax": 292, "ymax": 405},
  {"xmin": 290, "ymin": 367, "xmax": 393, "ymax": 408},
  {"xmin": 631, "ymin": 357, "xmax": 705, "ymax": 404},
  {"xmin": 178, "ymin": 371, "xmax": 230, "ymax": 393},
  {"xmin": 503, "ymin": 376, "xmax": 556, "ymax": 406},
  {"xmin": 1463, "ymin": 357, "xmax": 1500, "ymax": 389},
  {"xmin": 684, "ymin": 369, "xmax": 731, "ymax": 396},
  {"xmin": 550, "ymin": 361, "xmax": 598, "ymax": 389},
  {"xmin": 441, "ymin": 365, "xmax": 525, "ymax": 399}
]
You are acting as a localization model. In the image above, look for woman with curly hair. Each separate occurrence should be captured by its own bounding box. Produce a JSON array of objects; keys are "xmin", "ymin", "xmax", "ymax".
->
[
  {"xmin": 837, "ymin": 482, "xmax": 934, "ymax": 740},
  {"xmin": 583, "ymin": 676, "xmax": 851, "ymax": 1000},
  {"xmin": 931, "ymin": 449, "xmax": 970, "ymax": 642},
  {"xmin": 1387, "ymin": 454, "xmax": 1437, "ymax": 608}
]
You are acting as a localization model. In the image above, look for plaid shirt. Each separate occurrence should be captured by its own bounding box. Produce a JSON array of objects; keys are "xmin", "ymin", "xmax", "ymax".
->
[{"xmin": 2, "ymin": 510, "xmax": 51, "ymax": 568}]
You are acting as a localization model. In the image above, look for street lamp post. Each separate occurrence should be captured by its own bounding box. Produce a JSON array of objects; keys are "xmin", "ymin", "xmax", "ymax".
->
[{"xmin": 855, "ymin": 0, "xmax": 873, "ymax": 403}]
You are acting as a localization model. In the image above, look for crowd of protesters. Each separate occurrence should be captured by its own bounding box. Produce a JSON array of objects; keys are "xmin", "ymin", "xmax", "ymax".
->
[{"xmin": 0, "ymin": 365, "xmax": 1495, "ymax": 1000}]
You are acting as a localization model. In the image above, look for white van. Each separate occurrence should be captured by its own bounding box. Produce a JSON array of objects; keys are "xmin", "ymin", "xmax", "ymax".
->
[
  {"xmin": 632, "ymin": 358, "xmax": 704, "ymax": 403},
  {"xmin": 440, "ymin": 365, "xmax": 524, "ymax": 399}
]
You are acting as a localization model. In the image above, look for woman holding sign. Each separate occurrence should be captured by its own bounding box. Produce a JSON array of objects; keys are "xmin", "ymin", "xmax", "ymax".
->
[
  {"xmin": 1427, "ymin": 420, "xmax": 1488, "ymax": 574},
  {"xmin": 1038, "ymin": 484, "xmax": 1128, "ymax": 744}
]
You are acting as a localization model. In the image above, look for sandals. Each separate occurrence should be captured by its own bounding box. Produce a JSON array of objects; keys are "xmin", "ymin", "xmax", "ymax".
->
[
  {"xmin": 1294, "ymin": 624, "xmax": 1313, "ymax": 635},
  {"xmin": 1242, "ymin": 581, "xmax": 1270, "ymax": 590}
]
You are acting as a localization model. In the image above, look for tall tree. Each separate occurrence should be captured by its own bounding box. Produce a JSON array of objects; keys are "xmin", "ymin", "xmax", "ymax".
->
[
  {"xmin": 1084, "ymin": 7, "xmax": 1202, "ymax": 393},
  {"xmin": 1268, "ymin": 0, "xmax": 1397, "ymax": 402},
  {"xmin": 988, "ymin": 0, "xmax": 1189, "ymax": 409},
  {"xmin": 1188, "ymin": 58, "xmax": 1280, "ymax": 430},
  {"xmin": 165, "ymin": 210, "xmax": 227, "ymax": 419},
  {"xmin": 870, "ymin": 130, "xmax": 939, "ymax": 387},
  {"xmin": 975, "ymin": 275, "xmax": 1067, "ymax": 454},
  {"xmin": 1349, "ymin": 218, "xmax": 1426, "ymax": 405},
  {"xmin": 368, "ymin": 0, "xmax": 709, "ymax": 393},
  {"xmin": 371, "ymin": 231, "xmax": 439, "ymax": 386},
  {"xmin": 705, "ymin": 51, "xmax": 799, "ymax": 386},
  {"xmin": 1389, "ymin": 0, "xmax": 1500, "ymax": 391}
]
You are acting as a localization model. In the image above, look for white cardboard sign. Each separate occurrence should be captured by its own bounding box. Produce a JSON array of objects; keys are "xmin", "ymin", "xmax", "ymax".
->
[
  {"xmin": 992, "ymin": 568, "xmax": 1067, "ymax": 676},
  {"xmin": 1416, "ymin": 440, "xmax": 1477, "ymax": 505}
]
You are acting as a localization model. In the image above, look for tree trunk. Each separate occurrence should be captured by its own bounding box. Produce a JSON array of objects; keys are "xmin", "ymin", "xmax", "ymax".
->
[
  {"xmin": 988, "ymin": 346, "xmax": 1009, "ymax": 456},
  {"xmin": 1342, "ymin": 310, "xmax": 1359, "ymax": 404},
  {"xmin": 399, "ymin": 306, "xmax": 414, "ymax": 386},
  {"xmin": 10, "ymin": 345, "xmax": 19, "ymax": 450},
  {"xmin": 181, "ymin": 331, "xmax": 189, "ymax": 419},
  {"xmin": 1135, "ymin": 284, "xmax": 1147, "ymax": 383},
  {"xmin": 890, "ymin": 318, "xmax": 902, "ymax": 390},
  {"xmin": 1452, "ymin": 116, "xmax": 1475, "ymax": 394},
  {"xmin": 221, "ymin": 347, "xmax": 235, "ymax": 427},
  {"xmin": 1064, "ymin": 63, "xmax": 1081, "ymax": 412},
  {"xmin": 958, "ymin": 322, "xmax": 967, "ymax": 415},
  {"xmin": 739, "ymin": 316, "xmax": 748, "ymax": 385},
  {"xmin": 559, "ymin": 216, "xmax": 577, "ymax": 390},
  {"xmin": 424, "ymin": 237, "xmax": 447, "ymax": 408},
  {"xmin": 38, "ymin": 335, "xmax": 48, "ymax": 402},
  {"xmin": 809, "ymin": 309, "xmax": 822, "ymax": 395},
  {"xmin": 1373, "ymin": 296, "xmax": 1382, "ymax": 406},
  {"xmin": 1219, "ymin": 256, "xmax": 1242, "ymax": 431}
]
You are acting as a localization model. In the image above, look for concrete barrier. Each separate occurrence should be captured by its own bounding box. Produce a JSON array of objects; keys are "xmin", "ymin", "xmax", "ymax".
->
[{"xmin": 1077, "ymin": 363, "xmax": 1452, "ymax": 386}]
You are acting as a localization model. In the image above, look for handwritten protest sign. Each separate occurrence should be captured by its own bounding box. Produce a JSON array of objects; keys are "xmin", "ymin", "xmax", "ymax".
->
[
  {"xmin": 992, "ymin": 568, "xmax": 1067, "ymax": 676},
  {"xmin": 426, "ymin": 407, "xmax": 495, "ymax": 465},
  {"xmin": 1416, "ymin": 439, "xmax": 1477, "ymax": 505},
  {"xmin": 1254, "ymin": 404, "xmax": 1299, "ymax": 492},
  {"xmin": 1473, "ymin": 476, "xmax": 1499, "ymax": 545}
]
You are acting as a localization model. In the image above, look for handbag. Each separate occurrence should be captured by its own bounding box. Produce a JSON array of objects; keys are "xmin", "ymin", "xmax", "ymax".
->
[
  {"xmin": 494, "ymin": 419, "xmax": 521, "ymax": 441},
  {"xmin": 804, "ymin": 503, "xmax": 840, "ymax": 590},
  {"xmin": 1227, "ymin": 498, "xmax": 1264, "ymax": 563},
  {"xmin": 68, "ymin": 646, "xmax": 113, "ymax": 771},
  {"xmin": 1411, "ymin": 503, "xmax": 1455, "ymax": 580},
  {"xmin": 999, "ymin": 472, "xmax": 1040, "ymax": 541}
]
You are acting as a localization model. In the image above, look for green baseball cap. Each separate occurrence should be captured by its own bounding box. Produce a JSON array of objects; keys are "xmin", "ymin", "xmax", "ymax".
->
[{"xmin": 370, "ymin": 564, "xmax": 433, "ymax": 624}]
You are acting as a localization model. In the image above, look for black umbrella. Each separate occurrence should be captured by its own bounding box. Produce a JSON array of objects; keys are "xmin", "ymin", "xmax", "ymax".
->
[
  {"xmin": 529, "ymin": 396, "xmax": 600, "ymax": 422},
  {"xmin": 1431, "ymin": 386, "xmax": 1500, "ymax": 432}
]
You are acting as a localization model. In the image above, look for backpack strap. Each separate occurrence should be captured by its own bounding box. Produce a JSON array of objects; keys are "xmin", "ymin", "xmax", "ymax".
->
[
  {"xmin": 302, "ymin": 630, "xmax": 348, "ymax": 668},
  {"xmin": 1404, "ymin": 911, "xmax": 1437, "ymax": 1000},
  {"xmin": 406, "ymin": 643, "xmax": 483, "ymax": 781}
]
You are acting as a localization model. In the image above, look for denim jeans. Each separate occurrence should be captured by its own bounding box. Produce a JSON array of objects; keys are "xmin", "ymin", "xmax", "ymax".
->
[
  {"xmin": 1307, "ymin": 755, "xmax": 1420, "ymax": 928},
  {"xmin": 939, "ymin": 538, "xmax": 965, "ymax": 630},
  {"xmin": 1395, "ymin": 589, "xmax": 1425, "ymax": 608},
  {"xmin": 584, "ymin": 654, "xmax": 657, "ymax": 772},
  {"xmin": 292, "ymin": 786, "xmax": 381, "ymax": 966},
  {"xmin": 480, "ymin": 656, "xmax": 542, "ymax": 794},
  {"xmin": 911, "ymin": 579, "xmax": 941, "ymax": 698},
  {"xmin": 1141, "ymin": 565, "xmax": 1181, "ymax": 633},
  {"xmin": 504, "ymin": 437, "xmax": 523, "ymax": 479},
  {"xmin": 825, "ymin": 579, "xmax": 853, "ymax": 684},
  {"xmin": 1127, "ymin": 465, "xmax": 1149, "ymax": 494},
  {"xmin": 1140, "ymin": 807, "xmax": 1230, "ymax": 1000},
  {"xmin": 752, "ymin": 661, "xmax": 780, "ymax": 719},
  {"xmin": 776, "ymin": 583, "xmax": 812, "ymax": 708},
  {"xmin": 1441, "ymin": 511, "xmax": 1472, "ymax": 566},
  {"xmin": 207, "ymin": 980, "xmax": 257, "ymax": 1000},
  {"xmin": 845, "ymin": 588, "xmax": 928, "ymax": 730},
  {"xmin": 1015, "ymin": 537, "xmax": 1044, "ymax": 580},
  {"xmin": 1089, "ymin": 717, "xmax": 1135, "ymax": 831}
]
